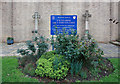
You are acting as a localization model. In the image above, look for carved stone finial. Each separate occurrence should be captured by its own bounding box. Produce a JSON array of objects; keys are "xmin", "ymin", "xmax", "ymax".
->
[{"xmin": 83, "ymin": 10, "xmax": 91, "ymax": 21}]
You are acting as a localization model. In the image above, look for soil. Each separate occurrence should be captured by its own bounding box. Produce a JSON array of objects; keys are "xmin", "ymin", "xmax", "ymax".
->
[{"xmin": 18, "ymin": 57, "xmax": 114, "ymax": 83}]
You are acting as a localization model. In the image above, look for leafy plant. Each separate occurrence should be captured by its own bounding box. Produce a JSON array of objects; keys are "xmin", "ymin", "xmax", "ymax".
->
[
  {"xmin": 35, "ymin": 52, "xmax": 70, "ymax": 80},
  {"xmin": 23, "ymin": 63, "xmax": 35, "ymax": 76},
  {"xmin": 51, "ymin": 28, "xmax": 104, "ymax": 76},
  {"xmin": 17, "ymin": 36, "xmax": 49, "ymax": 61},
  {"xmin": 7, "ymin": 37, "xmax": 14, "ymax": 40},
  {"xmin": 49, "ymin": 55, "xmax": 70, "ymax": 79},
  {"xmin": 35, "ymin": 58, "xmax": 52, "ymax": 77},
  {"xmin": 41, "ymin": 51, "xmax": 56, "ymax": 59},
  {"xmin": 19, "ymin": 56, "xmax": 35, "ymax": 67}
]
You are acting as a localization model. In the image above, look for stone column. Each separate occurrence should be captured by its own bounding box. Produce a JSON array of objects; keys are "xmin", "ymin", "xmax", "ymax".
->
[
  {"xmin": 83, "ymin": 10, "xmax": 91, "ymax": 39},
  {"xmin": 32, "ymin": 12, "xmax": 40, "ymax": 40}
]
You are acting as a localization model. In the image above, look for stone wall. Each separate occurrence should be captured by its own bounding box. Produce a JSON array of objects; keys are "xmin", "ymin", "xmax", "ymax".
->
[
  {"xmin": 0, "ymin": 1, "xmax": 2, "ymax": 43},
  {"xmin": 2, "ymin": 2, "xmax": 13, "ymax": 42},
  {"xmin": 110, "ymin": 2, "xmax": 119, "ymax": 41},
  {"xmin": 0, "ymin": 1, "xmax": 119, "ymax": 43},
  {"xmin": 118, "ymin": 1, "xmax": 120, "ymax": 40}
]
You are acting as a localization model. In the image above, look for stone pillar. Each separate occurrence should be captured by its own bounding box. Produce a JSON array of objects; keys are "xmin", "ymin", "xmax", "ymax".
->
[
  {"xmin": 32, "ymin": 12, "xmax": 40, "ymax": 40},
  {"xmin": 83, "ymin": 10, "xmax": 91, "ymax": 39}
]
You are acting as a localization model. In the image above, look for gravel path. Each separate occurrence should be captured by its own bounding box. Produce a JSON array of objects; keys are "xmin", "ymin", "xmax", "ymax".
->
[
  {"xmin": 0, "ymin": 42, "xmax": 119, "ymax": 58},
  {"xmin": 0, "ymin": 43, "xmax": 26, "ymax": 57}
]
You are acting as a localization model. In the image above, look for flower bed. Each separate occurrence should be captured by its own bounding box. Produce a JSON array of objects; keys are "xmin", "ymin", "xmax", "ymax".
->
[{"xmin": 17, "ymin": 30, "xmax": 117, "ymax": 83}]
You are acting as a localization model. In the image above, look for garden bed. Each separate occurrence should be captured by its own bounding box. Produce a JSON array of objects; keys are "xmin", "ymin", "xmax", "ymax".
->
[
  {"xmin": 2, "ymin": 57, "xmax": 119, "ymax": 83},
  {"xmin": 15, "ymin": 31, "xmax": 119, "ymax": 83},
  {"xmin": 17, "ymin": 56, "xmax": 115, "ymax": 83}
]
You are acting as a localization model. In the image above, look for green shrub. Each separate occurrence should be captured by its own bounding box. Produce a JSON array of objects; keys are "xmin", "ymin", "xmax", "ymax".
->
[
  {"xmin": 35, "ymin": 52, "xmax": 70, "ymax": 80},
  {"xmin": 23, "ymin": 63, "xmax": 35, "ymax": 76},
  {"xmin": 52, "ymin": 29, "xmax": 80, "ymax": 62},
  {"xmin": 17, "ymin": 36, "xmax": 49, "ymax": 61},
  {"xmin": 19, "ymin": 56, "xmax": 35, "ymax": 67},
  {"xmin": 41, "ymin": 51, "xmax": 56, "ymax": 59},
  {"xmin": 48, "ymin": 55, "xmax": 70, "ymax": 79},
  {"xmin": 35, "ymin": 58, "xmax": 52, "ymax": 77},
  {"xmin": 51, "ymin": 28, "xmax": 104, "ymax": 76},
  {"xmin": 17, "ymin": 36, "xmax": 49, "ymax": 78},
  {"xmin": 51, "ymin": 29, "xmax": 83, "ymax": 76},
  {"xmin": 19, "ymin": 56, "xmax": 27, "ymax": 67}
]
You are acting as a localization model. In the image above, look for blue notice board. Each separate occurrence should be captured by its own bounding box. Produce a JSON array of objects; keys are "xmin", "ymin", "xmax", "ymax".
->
[{"xmin": 51, "ymin": 15, "xmax": 77, "ymax": 35}]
